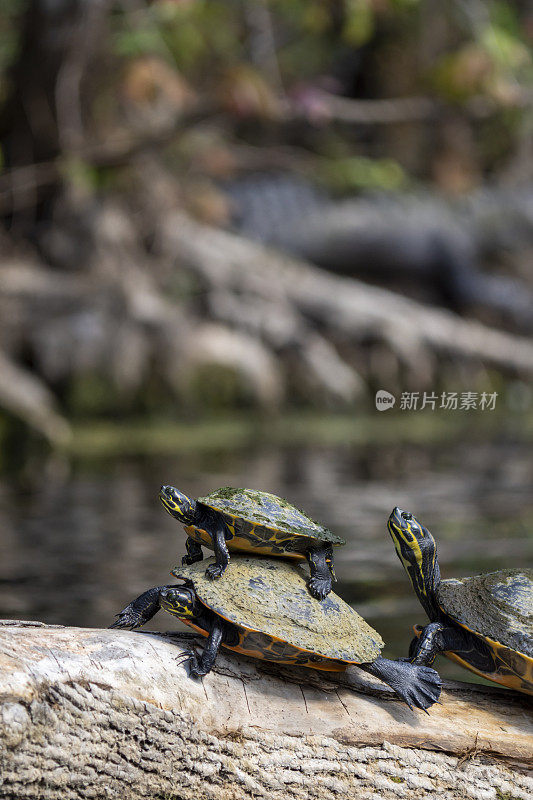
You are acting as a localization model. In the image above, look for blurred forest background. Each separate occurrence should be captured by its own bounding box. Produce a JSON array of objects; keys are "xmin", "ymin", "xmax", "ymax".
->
[
  {"xmin": 0, "ymin": 0, "xmax": 532, "ymax": 683},
  {"xmin": 1, "ymin": 0, "xmax": 533, "ymax": 447}
]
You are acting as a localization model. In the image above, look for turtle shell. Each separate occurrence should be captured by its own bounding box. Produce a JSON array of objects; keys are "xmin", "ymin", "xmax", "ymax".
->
[
  {"xmin": 437, "ymin": 569, "xmax": 533, "ymax": 657},
  {"xmin": 173, "ymin": 555, "xmax": 382, "ymax": 665},
  {"xmin": 196, "ymin": 488, "xmax": 345, "ymax": 553}
]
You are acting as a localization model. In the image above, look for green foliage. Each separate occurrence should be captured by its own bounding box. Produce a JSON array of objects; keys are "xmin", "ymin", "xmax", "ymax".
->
[
  {"xmin": 2, "ymin": 0, "xmax": 530, "ymax": 199},
  {"xmin": 432, "ymin": 1, "xmax": 532, "ymax": 103},
  {"xmin": 0, "ymin": 0, "xmax": 28, "ymax": 97},
  {"xmin": 107, "ymin": 0, "xmax": 532, "ymax": 127},
  {"xmin": 320, "ymin": 155, "xmax": 406, "ymax": 192},
  {"xmin": 343, "ymin": 0, "xmax": 374, "ymax": 47},
  {"xmin": 112, "ymin": 0, "xmax": 245, "ymax": 78}
]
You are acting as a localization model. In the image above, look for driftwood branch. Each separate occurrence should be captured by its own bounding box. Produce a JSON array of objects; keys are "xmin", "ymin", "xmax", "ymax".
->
[
  {"xmin": 160, "ymin": 211, "xmax": 533, "ymax": 377},
  {"xmin": 0, "ymin": 351, "xmax": 71, "ymax": 445},
  {"xmin": 291, "ymin": 89, "xmax": 533, "ymax": 125},
  {"xmin": 4, "ymin": 199, "xmax": 533, "ymax": 438},
  {"xmin": 0, "ymin": 620, "xmax": 531, "ymax": 799}
]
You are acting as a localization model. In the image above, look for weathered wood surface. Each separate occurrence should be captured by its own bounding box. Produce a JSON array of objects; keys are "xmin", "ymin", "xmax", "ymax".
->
[{"xmin": 0, "ymin": 621, "xmax": 531, "ymax": 799}]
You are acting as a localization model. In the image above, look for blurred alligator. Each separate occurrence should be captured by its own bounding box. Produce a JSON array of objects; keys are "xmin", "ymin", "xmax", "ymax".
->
[{"xmin": 224, "ymin": 174, "xmax": 533, "ymax": 329}]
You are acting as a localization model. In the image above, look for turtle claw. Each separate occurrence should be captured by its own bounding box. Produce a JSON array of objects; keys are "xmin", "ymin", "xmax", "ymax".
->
[
  {"xmin": 189, "ymin": 657, "xmax": 209, "ymax": 679},
  {"xmin": 205, "ymin": 563, "xmax": 226, "ymax": 580},
  {"xmin": 308, "ymin": 577, "xmax": 332, "ymax": 601},
  {"xmin": 175, "ymin": 648, "xmax": 196, "ymax": 669},
  {"xmin": 176, "ymin": 648, "xmax": 207, "ymax": 679},
  {"xmin": 109, "ymin": 609, "xmax": 142, "ymax": 630},
  {"xmin": 109, "ymin": 587, "xmax": 162, "ymax": 630}
]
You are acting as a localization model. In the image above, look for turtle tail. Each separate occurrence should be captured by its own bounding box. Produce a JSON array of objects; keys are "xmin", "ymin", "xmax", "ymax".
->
[{"xmin": 360, "ymin": 656, "xmax": 442, "ymax": 711}]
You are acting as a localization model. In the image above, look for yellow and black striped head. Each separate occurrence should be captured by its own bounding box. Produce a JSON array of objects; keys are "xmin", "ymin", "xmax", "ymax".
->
[
  {"xmin": 159, "ymin": 585, "xmax": 200, "ymax": 620},
  {"xmin": 387, "ymin": 507, "xmax": 441, "ymax": 619},
  {"xmin": 160, "ymin": 485, "xmax": 196, "ymax": 524}
]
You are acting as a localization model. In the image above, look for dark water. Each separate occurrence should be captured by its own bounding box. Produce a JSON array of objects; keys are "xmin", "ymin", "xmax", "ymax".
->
[{"xmin": 1, "ymin": 427, "xmax": 532, "ymax": 685}]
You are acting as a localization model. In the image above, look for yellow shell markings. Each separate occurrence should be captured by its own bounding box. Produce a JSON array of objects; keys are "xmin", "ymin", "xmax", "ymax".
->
[
  {"xmin": 180, "ymin": 617, "xmax": 348, "ymax": 671},
  {"xmin": 173, "ymin": 556, "xmax": 383, "ymax": 664},
  {"xmin": 185, "ymin": 523, "xmax": 307, "ymax": 559},
  {"xmin": 444, "ymin": 649, "xmax": 533, "ymax": 695},
  {"xmin": 437, "ymin": 569, "xmax": 533, "ymax": 657}
]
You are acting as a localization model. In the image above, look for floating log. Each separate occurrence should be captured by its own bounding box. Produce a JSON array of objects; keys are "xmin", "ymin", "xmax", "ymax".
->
[{"xmin": 0, "ymin": 620, "xmax": 531, "ymax": 799}]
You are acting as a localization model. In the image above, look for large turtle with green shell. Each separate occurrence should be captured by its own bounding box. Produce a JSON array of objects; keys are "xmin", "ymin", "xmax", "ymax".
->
[
  {"xmin": 159, "ymin": 485, "xmax": 345, "ymax": 599},
  {"xmin": 110, "ymin": 555, "xmax": 442, "ymax": 710},
  {"xmin": 388, "ymin": 506, "xmax": 533, "ymax": 695}
]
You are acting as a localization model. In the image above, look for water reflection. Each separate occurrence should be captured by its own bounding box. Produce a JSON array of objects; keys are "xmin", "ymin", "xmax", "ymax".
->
[{"xmin": 1, "ymin": 435, "xmax": 531, "ymax": 684}]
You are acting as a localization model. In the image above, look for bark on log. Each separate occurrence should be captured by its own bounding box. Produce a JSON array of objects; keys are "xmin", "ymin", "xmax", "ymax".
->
[{"xmin": 0, "ymin": 620, "xmax": 531, "ymax": 799}]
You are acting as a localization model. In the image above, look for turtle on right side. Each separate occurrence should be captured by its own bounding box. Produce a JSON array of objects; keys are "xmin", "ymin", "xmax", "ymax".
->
[{"xmin": 387, "ymin": 507, "xmax": 533, "ymax": 695}]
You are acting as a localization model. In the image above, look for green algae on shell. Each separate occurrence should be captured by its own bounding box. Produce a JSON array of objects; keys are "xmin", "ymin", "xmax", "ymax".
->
[
  {"xmin": 173, "ymin": 556, "xmax": 383, "ymax": 664},
  {"xmin": 197, "ymin": 487, "xmax": 345, "ymax": 544}
]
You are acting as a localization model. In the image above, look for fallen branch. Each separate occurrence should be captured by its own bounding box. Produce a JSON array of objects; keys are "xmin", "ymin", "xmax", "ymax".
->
[
  {"xmin": 292, "ymin": 89, "xmax": 533, "ymax": 125},
  {"xmin": 0, "ymin": 621, "xmax": 531, "ymax": 799},
  {"xmin": 0, "ymin": 352, "xmax": 70, "ymax": 445},
  {"xmin": 160, "ymin": 211, "xmax": 533, "ymax": 377}
]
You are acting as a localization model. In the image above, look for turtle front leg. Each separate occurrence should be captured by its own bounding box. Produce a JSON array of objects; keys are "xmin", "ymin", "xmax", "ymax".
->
[
  {"xmin": 306, "ymin": 545, "xmax": 334, "ymax": 600},
  {"xmin": 109, "ymin": 586, "xmax": 175, "ymax": 629},
  {"xmin": 184, "ymin": 618, "xmax": 224, "ymax": 678},
  {"xmin": 182, "ymin": 536, "xmax": 204, "ymax": 566},
  {"xmin": 205, "ymin": 521, "xmax": 230, "ymax": 580},
  {"xmin": 408, "ymin": 622, "xmax": 467, "ymax": 666}
]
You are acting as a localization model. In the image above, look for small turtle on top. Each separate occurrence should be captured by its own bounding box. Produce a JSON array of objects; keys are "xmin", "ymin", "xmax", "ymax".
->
[
  {"xmin": 159, "ymin": 485, "xmax": 345, "ymax": 600},
  {"xmin": 110, "ymin": 555, "xmax": 442, "ymax": 710},
  {"xmin": 388, "ymin": 507, "xmax": 533, "ymax": 695}
]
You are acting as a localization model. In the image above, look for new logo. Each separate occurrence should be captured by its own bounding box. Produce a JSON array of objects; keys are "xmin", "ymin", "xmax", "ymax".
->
[{"xmin": 375, "ymin": 390, "xmax": 396, "ymax": 411}]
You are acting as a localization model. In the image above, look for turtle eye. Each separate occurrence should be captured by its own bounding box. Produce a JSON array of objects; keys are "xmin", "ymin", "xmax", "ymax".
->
[{"xmin": 401, "ymin": 512, "xmax": 412, "ymax": 521}]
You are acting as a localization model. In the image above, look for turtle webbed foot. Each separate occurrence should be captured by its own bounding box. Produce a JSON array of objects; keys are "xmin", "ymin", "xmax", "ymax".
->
[
  {"xmin": 395, "ymin": 664, "xmax": 442, "ymax": 712},
  {"xmin": 307, "ymin": 576, "xmax": 332, "ymax": 600},
  {"xmin": 205, "ymin": 563, "xmax": 227, "ymax": 580},
  {"xmin": 360, "ymin": 656, "xmax": 442, "ymax": 712}
]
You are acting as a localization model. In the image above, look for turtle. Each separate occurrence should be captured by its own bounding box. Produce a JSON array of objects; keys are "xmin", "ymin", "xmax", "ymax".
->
[
  {"xmin": 387, "ymin": 506, "xmax": 533, "ymax": 695},
  {"xmin": 159, "ymin": 485, "xmax": 346, "ymax": 600},
  {"xmin": 110, "ymin": 555, "xmax": 442, "ymax": 710}
]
